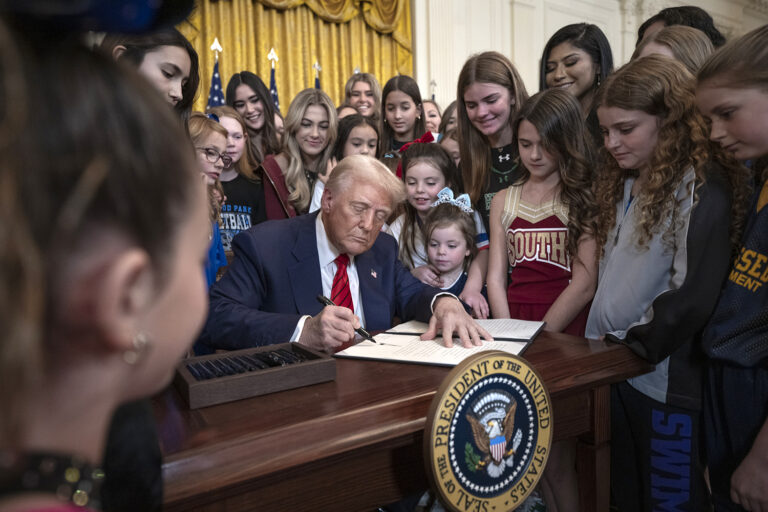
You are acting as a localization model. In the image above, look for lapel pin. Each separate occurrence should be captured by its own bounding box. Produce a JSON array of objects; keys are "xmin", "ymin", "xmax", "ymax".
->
[{"xmin": 371, "ymin": 270, "xmax": 377, "ymax": 279}]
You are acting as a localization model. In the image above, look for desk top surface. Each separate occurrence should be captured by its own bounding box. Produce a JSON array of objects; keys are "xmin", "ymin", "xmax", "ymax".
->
[{"xmin": 153, "ymin": 332, "xmax": 651, "ymax": 503}]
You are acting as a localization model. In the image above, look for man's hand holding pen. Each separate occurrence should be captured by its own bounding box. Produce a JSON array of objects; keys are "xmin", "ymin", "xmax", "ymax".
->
[{"xmin": 299, "ymin": 305, "xmax": 361, "ymax": 352}]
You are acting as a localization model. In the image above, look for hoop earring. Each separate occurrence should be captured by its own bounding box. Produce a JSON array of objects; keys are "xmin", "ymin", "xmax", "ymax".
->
[{"xmin": 123, "ymin": 332, "xmax": 150, "ymax": 365}]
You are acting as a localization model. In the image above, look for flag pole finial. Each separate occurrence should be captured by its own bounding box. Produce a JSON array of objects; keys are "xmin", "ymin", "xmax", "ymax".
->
[
  {"xmin": 313, "ymin": 60, "xmax": 322, "ymax": 78},
  {"xmin": 353, "ymin": 66, "xmax": 360, "ymax": 75},
  {"xmin": 268, "ymin": 48, "xmax": 278, "ymax": 70},
  {"xmin": 210, "ymin": 37, "xmax": 223, "ymax": 60}
]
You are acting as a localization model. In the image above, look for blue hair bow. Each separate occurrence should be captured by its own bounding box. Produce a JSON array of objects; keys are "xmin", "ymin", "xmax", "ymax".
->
[{"xmin": 431, "ymin": 187, "xmax": 473, "ymax": 213}]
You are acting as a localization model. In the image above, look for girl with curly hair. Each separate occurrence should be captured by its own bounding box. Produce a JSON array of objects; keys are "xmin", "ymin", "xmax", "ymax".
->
[
  {"xmin": 587, "ymin": 55, "xmax": 748, "ymax": 511},
  {"xmin": 487, "ymin": 88, "xmax": 599, "ymax": 511}
]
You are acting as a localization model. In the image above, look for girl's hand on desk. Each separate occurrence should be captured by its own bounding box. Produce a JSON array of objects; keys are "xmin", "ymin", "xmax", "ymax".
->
[{"xmin": 460, "ymin": 289, "xmax": 489, "ymax": 319}]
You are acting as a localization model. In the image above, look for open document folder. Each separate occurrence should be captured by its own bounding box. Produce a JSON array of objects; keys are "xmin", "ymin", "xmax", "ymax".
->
[{"xmin": 334, "ymin": 319, "xmax": 544, "ymax": 367}]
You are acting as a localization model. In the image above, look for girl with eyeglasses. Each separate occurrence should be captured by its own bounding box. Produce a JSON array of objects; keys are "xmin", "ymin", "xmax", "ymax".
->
[
  {"xmin": 207, "ymin": 106, "xmax": 267, "ymax": 253},
  {"xmin": 188, "ymin": 113, "xmax": 229, "ymax": 287}
]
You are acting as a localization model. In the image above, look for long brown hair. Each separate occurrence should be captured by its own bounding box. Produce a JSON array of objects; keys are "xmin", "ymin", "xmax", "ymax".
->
[
  {"xmin": 457, "ymin": 52, "xmax": 529, "ymax": 204},
  {"xmin": 101, "ymin": 28, "xmax": 200, "ymax": 119},
  {"xmin": 594, "ymin": 55, "xmax": 748, "ymax": 254},
  {"xmin": 225, "ymin": 71, "xmax": 281, "ymax": 163},
  {"xmin": 381, "ymin": 75, "xmax": 426, "ymax": 150},
  {"xmin": 514, "ymin": 89, "xmax": 598, "ymax": 259}
]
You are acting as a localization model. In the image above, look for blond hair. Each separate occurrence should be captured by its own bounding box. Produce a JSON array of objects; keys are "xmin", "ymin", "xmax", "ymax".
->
[
  {"xmin": 344, "ymin": 72, "xmax": 382, "ymax": 118},
  {"xmin": 698, "ymin": 24, "xmax": 768, "ymax": 91},
  {"xmin": 188, "ymin": 112, "xmax": 228, "ymax": 143},
  {"xmin": 633, "ymin": 25, "xmax": 714, "ymax": 74}
]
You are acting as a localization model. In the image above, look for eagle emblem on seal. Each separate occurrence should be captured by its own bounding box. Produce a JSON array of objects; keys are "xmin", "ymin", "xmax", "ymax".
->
[{"xmin": 466, "ymin": 391, "xmax": 523, "ymax": 478}]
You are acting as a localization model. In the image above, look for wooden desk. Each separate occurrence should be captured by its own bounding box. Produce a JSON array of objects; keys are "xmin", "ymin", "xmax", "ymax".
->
[{"xmin": 153, "ymin": 332, "xmax": 651, "ymax": 512}]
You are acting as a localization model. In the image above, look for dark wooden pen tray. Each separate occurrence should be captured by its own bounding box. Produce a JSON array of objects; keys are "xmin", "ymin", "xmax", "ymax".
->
[{"xmin": 174, "ymin": 343, "xmax": 336, "ymax": 409}]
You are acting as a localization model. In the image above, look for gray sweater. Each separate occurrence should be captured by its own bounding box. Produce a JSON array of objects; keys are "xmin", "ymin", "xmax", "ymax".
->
[{"xmin": 586, "ymin": 166, "xmax": 732, "ymax": 409}]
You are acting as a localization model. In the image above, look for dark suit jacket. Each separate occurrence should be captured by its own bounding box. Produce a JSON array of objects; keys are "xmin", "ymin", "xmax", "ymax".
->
[{"xmin": 200, "ymin": 212, "xmax": 440, "ymax": 349}]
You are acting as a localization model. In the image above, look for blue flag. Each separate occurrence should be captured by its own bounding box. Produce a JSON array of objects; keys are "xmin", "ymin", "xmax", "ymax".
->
[
  {"xmin": 315, "ymin": 75, "xmax": 320, "ymax": 90},
  {"xmin": 207, "ymin": 59, "xmax": 225, "ymax": 109},
  {"xmin": 269, "ymin": 67, "xmax": 280, "ymax": 113}
]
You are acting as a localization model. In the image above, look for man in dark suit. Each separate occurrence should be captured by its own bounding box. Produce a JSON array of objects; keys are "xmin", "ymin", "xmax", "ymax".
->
[{"xmin": 201, "ymin": 155, "xmax": 490, "ymax": 352}]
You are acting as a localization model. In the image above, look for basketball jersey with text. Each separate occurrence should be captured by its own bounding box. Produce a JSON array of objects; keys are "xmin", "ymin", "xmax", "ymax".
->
[{"xmin": 501, "ymin": 184, "xmax": 587, "ymax": 335}]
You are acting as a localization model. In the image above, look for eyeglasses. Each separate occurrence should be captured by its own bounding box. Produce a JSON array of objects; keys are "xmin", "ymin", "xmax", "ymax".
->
[{"xmin": 196, "ymin": 147, "xmax": 232, "ymax": 167}]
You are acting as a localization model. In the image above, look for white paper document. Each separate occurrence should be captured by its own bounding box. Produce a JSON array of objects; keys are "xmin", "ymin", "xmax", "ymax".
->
[
  {"xmin": 385, "ymin": 318, "xmax": 545, "ymax": 341},
  {"xmin": 334, "ymin": 318, "xmax": 542, "ymax": 367}
]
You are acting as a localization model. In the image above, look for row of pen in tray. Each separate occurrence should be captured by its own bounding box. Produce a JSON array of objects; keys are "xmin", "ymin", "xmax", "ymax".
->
[{"xmin": 186, "ymin": 349, "xmax": 309, "ymax": 381}]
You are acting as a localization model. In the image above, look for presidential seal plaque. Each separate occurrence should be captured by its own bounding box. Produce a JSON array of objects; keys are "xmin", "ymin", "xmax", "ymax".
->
[{"xmin": 424, "ymin": 351, "xmax": 552, "ymax": 511}]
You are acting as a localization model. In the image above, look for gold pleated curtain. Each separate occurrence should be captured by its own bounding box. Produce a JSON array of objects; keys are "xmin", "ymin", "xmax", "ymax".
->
[{"xmin": 179, "ymin": 0, "xmax": 413, "ymax": 114}]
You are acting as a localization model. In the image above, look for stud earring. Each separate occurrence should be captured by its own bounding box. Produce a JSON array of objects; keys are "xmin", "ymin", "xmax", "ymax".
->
[{"xmin": 123, "ymin": 332, "xmax": 150, "ymax": 365}]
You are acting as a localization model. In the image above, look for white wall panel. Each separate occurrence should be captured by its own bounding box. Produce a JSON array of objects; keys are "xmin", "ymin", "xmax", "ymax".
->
[{"xmin": 413, "ymin": 0, "xmax": 768, "ymax": 112}]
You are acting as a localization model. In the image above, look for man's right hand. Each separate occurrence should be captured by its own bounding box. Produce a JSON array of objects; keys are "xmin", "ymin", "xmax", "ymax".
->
[{"xmin": 298, "ymin": 306, "xmax": 359, "ymax": 352}]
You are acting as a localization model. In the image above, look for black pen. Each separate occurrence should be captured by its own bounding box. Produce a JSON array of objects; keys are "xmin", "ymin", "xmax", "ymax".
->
[{"xmin": 316, "ymin": 294, "xmax": 377, "ymax": 343}]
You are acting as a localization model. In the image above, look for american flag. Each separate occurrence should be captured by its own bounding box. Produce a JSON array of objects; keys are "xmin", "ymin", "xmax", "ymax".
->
[
  {"xmin": 490, "ymin": 435, "xmax": 506, "ymax": 462},
  {"xmin": 270, "ymin": 66, "xmax": 280, "ymax": 113},
  {"xmin": 207, "ymin": 59, "xmax": 225, "ymax": 109}
]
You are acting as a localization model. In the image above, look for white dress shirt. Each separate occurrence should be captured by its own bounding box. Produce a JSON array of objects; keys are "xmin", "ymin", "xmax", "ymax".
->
[
  {"xmin": 290, "ymin": 212, "xmax": 366, "ymax": 341},
  {"xmin": 290, "ymin": 213, "xmax": 459, "ymax": 342}
]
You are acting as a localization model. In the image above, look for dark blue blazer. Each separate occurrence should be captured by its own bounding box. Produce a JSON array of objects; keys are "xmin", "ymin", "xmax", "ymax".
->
[{"xmin": 201, "ymin": 212, "xmax": 440, "ymax": 349}]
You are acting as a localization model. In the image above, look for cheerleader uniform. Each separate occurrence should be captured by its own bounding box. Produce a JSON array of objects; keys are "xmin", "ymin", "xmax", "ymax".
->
[{"xmin": 500, "ymin": 183, "xmax": 588, "ymax": 336}]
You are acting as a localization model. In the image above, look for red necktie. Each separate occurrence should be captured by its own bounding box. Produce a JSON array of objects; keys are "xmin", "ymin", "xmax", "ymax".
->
[{"xmin": 331, "ymin": 253, "xmax": 354, "ymax": 311}]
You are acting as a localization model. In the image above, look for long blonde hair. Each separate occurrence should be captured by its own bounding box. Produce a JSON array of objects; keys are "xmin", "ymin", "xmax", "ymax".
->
[
  {"xmin": 457, "ymin": 52, "xmax": 529, "ymax": 204},
  {"xmin": 282, "ymin": 89, "xmax": 337, "ymax": 212}
]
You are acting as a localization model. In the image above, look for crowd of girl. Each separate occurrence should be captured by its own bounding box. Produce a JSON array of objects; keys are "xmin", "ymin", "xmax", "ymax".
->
[{"xmin": 1, "ymin": 3, "xmax": 767, "ymax": 512}]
